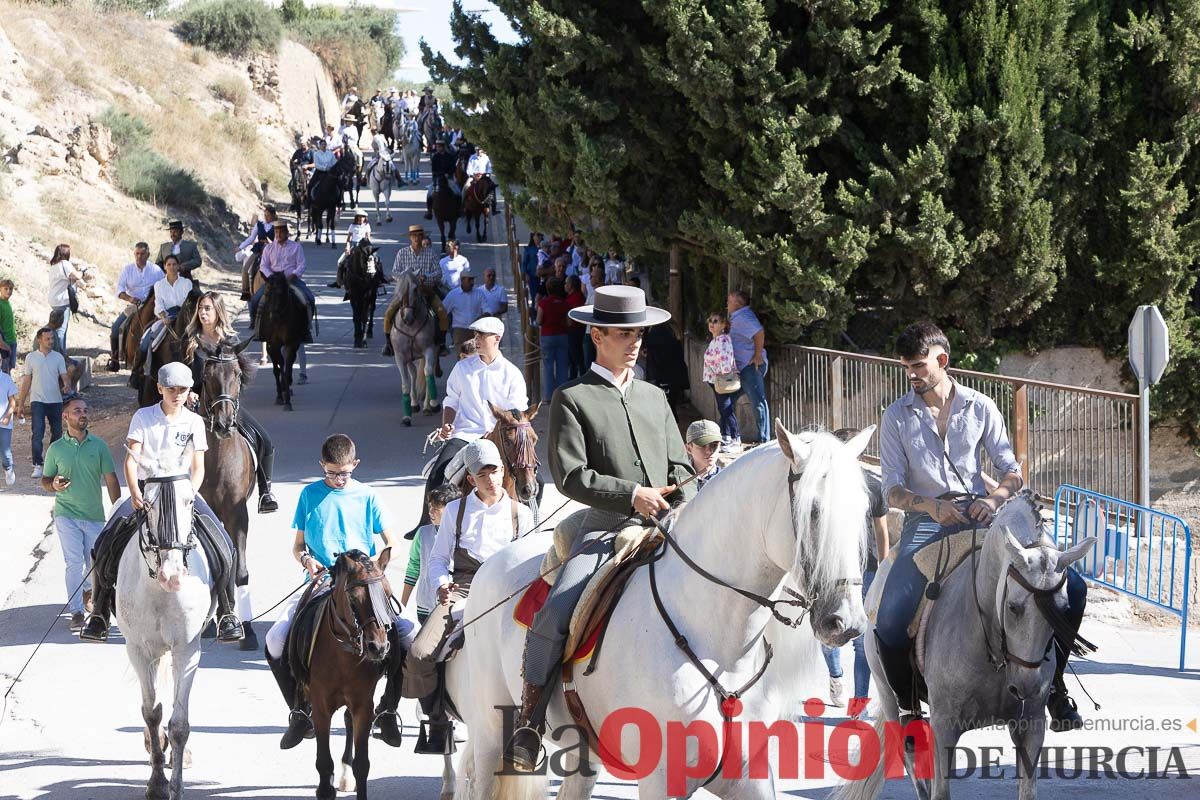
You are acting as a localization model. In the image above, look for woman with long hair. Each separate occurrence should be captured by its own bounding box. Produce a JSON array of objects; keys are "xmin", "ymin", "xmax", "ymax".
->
[
  {"xmin": 185, "ymin": 291, "xmax": 278, "ymax": 513},
  {"xmin": 48, "ymin": 244, "xmax": 85, "ymax": 352}
]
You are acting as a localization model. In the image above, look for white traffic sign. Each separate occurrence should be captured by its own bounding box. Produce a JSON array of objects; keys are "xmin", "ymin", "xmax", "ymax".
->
[{"xmin": 1128, "ymin": 305, "xmax": 1169, "ymax": 388}]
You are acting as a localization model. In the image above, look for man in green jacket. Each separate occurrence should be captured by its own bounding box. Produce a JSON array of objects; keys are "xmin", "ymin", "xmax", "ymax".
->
[
  {"xmin": 505, "ymin": 284, "xmax": 695, "ymax": 771},
  {"xmin": 155, "ymin": 220, "xmax": 202, "ymax": 281}
]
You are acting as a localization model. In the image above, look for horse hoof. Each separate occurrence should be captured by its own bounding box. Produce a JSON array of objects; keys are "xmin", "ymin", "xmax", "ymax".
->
[
  {"xmin": 275, "ymin": 396, "xmax": 284, "ymax": 405},
  {"xmin": 402, "ymin": 417, "xmax": 412, "ymax": 427},
  {"xmin": 336, "ymin": 763, "xmax": 356, "ymax": 793},
  {"xmin": 386, "ymin": 215, "xmax": 393, "ymax": 222},
  {"xmin": 145, "ymin": 774, "xmax": 169, "ymax": 800},
  {"xmin": 285, "ymin": 403, "xmax": 294, "ymax": 411}
]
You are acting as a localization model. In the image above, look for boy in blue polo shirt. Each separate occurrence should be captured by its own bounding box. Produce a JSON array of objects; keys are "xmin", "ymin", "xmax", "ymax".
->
[{"xmin": 264, "ymin": 433, "xmax": 409, "ymax": 750}]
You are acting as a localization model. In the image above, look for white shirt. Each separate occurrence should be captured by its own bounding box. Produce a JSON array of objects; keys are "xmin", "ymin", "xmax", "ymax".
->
[
  {"xmin": 0, "ymin": 372, "xmax": 17, "ymax": 429},
  {"xmin": 604, "ymin": 258, "xmax": 623, "ymax": 285},
  {"xmin": 440, "ymin": 254, "xmax": 470, "ymax": 289},
  {"xmin": 443, "ymin": 286, "xmax": 485, "ymax": 329},
  {"xmin": 153, "ymin": 276, "xmax": 193, "ymax": 317},
  {"xmin": 444, "ymin": 353, "xmax": 529, "ymax": 441},
  {"xmin": 23, "ymin": 349, "xmax": 67, "ymax": 404},
  {"xmin": 236, "ymin": 220, "xmax": 275, "ymax": 252},
  {"xmin": 117, "ymin": 261, "xmax": 165, "ymax": 303},
  {"xmin": 479, "ymin": 283, "xmax": 507, "ymax": 314},
  {"xmin": 466, "ymin": 153, "xmax": 492, "ymax": 175},
  {"xmin": 346, "ymin": 222, "xmax": 372, "ymax": 245},
  {"xmin": 371, "ymin": 133, "xmax": 390, "ymax": 158},
  {"xmin": 47, "ymin": 260, "xmax": 74, "ymax": 307},
  {"xmin": 428, "ymin": 489, "xmax": 533, "ymax": 588},
  {"xmin": 341, "ymin": 93, "xmax": 358, "ymax": 110},
  {"xmin": 126, "ymin": 403, "xmax": 208, "ymax": 481},
  {"xmin": 590, "ymin": 362, "xmax": 633, "ymax": 396},
  {"xmin": 312, "ymin": 149, "xmax": 337, "ymax": 171}
]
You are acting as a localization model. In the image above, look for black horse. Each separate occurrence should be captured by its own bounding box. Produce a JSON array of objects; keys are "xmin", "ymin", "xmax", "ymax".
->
[
  {"xmin": 338, "ymin": 149, "xmax": 361, "ymax": 210},
  {"xmin": 431, "ymin": 179, "xmax": 461, "ymax": 254},
  {"xmin": 257, "ymin": 273, "xmax": 309, "ymax": 411},
  {"xmin": 345, "ymin": 241, "xmax": 380, "ymax": 349},
  {"xmin": 308, "ymin": 167, "xmax": 341, "ymax": 248}
]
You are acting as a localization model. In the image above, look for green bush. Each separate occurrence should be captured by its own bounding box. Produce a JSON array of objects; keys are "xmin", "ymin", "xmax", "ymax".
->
[
  {"xmin": 175, "ymin": 0, "xmax": 281, "ymax": 57},
  {"xmin": 96, "ymin": 107, "xmax": 151, "ymax": 150},
  {"xmin": 114, "ymin": 149, "xmax": 207, "ymax": 209},
  {"xmin": 96, "ymin": 0, "xmax": 170, "ymax": 13},
  {"xmin": 214, "ymin": 112, "xmax": 256, "ymax": 147},
  {"xmin": 281, "ymin": 0, "xmax": 403, "ymax": 95}
]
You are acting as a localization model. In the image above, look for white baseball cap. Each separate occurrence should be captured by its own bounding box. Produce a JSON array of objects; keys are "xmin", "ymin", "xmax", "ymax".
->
[{"xmin": 468, "ymin": 316, "xmax": 504, "ymax": 337}]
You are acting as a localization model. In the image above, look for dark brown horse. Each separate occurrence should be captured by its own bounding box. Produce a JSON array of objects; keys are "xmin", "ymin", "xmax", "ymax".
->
[
  {"xmin": 484, "ymin": 402, "xmax": 543, "ymax": 514},
  {"xmin": 257, "ymin": 272, "xmax": 308, "ymax": 410},
  {"xmin": 463, "ymin": 175, "xmax": 495, "ymax": 242},
  {"xmin": 196, "ymin": 339, "xmax": 259, "ymax": 651},
  {"xmin": 344, "ymin": 241, "xmax": 379, "ymax": 349},
  {"xmin": 301, "ymin": 549, "xmax": 396, "ymax": 799},
  {"xmin": 135, "ymin": 290, "xmax": 200, "ymax": 407}
]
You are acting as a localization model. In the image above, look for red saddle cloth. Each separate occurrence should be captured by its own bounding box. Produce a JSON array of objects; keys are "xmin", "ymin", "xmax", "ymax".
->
[{"xmin": 513, "ymin": 578, "xmax": 604, "ymax": 664}]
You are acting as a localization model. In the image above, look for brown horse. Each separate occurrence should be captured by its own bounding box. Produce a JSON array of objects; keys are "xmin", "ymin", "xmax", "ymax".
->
[
  {"xmin": 484, "ymin": 402, "xmax": 543, "ymax": 512},
  {"xmin": 135, "ymin": 290, "xmax": 200, "ymax": 407},
  {"xmin": 463, "ymin": 175, "xmax": 495, "ymax": 242},
  {"xmin": 122, "ymin": 289, "xmax": 157, "ymax": 370},
  {"xmin": 195, "ymin": 339, "xmax": 259, "ymax": 651},
  {"xmin": 299, "ymin": 549, "xmax": 397, "ymax": 799}
]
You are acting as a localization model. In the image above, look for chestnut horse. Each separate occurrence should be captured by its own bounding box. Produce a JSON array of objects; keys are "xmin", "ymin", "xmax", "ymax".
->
[
  {"xmin": 123, "ymin": 290, "xmax": 157, "ymax": 371},
  {"xmin": 483, "ymin": 402, "xmax": 543, "ymax": 521}
]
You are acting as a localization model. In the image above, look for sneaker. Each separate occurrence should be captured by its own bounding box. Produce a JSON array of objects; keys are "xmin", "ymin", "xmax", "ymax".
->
[
  {"xmin": 31, "ymin": 465, "xmax": 43, "ymax": 478},
  {"xmin": 828, "ymin": 677, "xmax": 845, "ymax": 708},
  {"xmin": 69, "ymin": 611, "xmax": 85, "ymax": 631},
  {"xmin": 4, "ymin": 466, "xmax": 14, "ymax": 486}
]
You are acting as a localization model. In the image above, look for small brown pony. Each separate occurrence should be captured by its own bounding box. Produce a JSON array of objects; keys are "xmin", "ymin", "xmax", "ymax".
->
[
  {"xmin": 484, "ymin": 402, "xmax": 542, "ymax": 510},
  {"xmin": 297, "ymin": 549, "xmax": 397, "ymax": 799}
]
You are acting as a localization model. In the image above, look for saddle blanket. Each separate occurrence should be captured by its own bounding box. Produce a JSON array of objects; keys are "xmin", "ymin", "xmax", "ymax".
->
[{"xmin": 513, "ymin": 578, "xmax": 603, "ymax": 664}]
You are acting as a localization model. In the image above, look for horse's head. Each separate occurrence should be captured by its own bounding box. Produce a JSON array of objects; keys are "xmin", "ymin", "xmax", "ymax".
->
[
  {"xmin": 486, "ymin": 402, "xmax": 541, "ymax": 503},
  {"xmin": 330, "ymin": 549, "xmax": 395, "ymax": 663},
  {"xmin": 985, "ymin": 492, "xmax": 1096, "ymax": 699},
  {"xmin": 771, "ymin": 420, "xmax": 874, "ymax": 647},
  {"xmin": 396, "ymin": 272, "xmax": 419, "ymax": 326},
  {"xmin": 200, "ymin": 339, "xmax": 254, "ymax": 438},
  {"xmin": 140, "ymin": 467, "xmax": 197, "ymax": 593}
]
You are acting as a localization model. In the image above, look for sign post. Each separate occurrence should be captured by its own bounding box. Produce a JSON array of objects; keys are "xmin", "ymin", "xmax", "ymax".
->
[{"xmin": 1128, "ymin": 305, "xmax": 1170, "ymax": 508}]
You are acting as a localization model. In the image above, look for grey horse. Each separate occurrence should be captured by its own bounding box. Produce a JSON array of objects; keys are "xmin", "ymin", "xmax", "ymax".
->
[
  {"xmin": 833, "ymin": 491, "xmax": 1096, "ymax": 800},
  {"xmin": 388, "ymin": 270, "xmax": 440, "ymax": 426}
]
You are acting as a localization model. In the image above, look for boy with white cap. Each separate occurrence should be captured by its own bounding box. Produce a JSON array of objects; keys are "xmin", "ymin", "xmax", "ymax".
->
[{"xmin": 403, "ymin": 438, "xmax": 534, "ymax": 754}]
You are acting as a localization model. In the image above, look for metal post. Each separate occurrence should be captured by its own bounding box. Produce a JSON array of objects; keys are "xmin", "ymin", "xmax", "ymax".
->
[
  {"xmin": 1013, "ymin": 383, "xmax": 1029, "ymax": 482},
  {"xmin": 503, "ymin": 200, "xmax": 539, "ymax": 400},
  {"xmin": 829, "ymin": 355, "xmax": 844, "ymax": 431},
  {"xmin": 1139, "ymin": 382, "xmax": 1151, "ymax": 509},
  {"xmin": 668, "ymin": 244, "xmax": 683, "ymax": 340}
]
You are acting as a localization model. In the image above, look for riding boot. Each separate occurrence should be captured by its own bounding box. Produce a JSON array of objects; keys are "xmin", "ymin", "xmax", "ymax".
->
[
  {"xmin": 215, "ymin": 593, "xmax": 245, "ymax": 642},
  {"xmin": 1048, "ymin": 569, "xmax": 1087, "ymax": 731},
  {"xmin": 107, "ymin": 346, "xmax": 121, "ymax": 371},
  {"xmin": 374, "ymin": 628, "xmax": 406, "ymax": 747},
  {"xmin": 875, "ymin": 633, "xmax": 920, "ymax": 720},
  {"xmin": 79, "ymin": 586, "xmax": 114, "ymax": 642},
  {"xmin": 266, "ymin": 649, "xmax": 313, "ymax": 749},
  {"xmin": 503, "ymin": 680, "xmax": 551, "ymax": 773},
  {"xmin": 414, "ymin": 687, "xmax": 455, "ymax": 755},
  {"xmin": 255, "ymin": 441, "xmax": 278, "ymax": 514}
]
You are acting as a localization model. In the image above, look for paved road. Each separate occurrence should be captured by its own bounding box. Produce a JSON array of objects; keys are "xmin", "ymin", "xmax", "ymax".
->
[{"xmin": 1, "ymin": 177, "xmax": 1198, "ymax": 799}]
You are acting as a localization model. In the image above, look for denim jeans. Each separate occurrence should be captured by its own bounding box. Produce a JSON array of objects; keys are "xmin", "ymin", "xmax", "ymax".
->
[
  {"xmin": 55, "ymin": 516, "xmax": 102, "ymax": 613},
  {"xmin": 30, "ymin": 401, "xmax": 63, "ymax": 465},
  {"xmin": 712, "ymin": 387, "xmax": 740, "ymax": 440},
  {"xmin": 822, "ymin": 643, "xmax": 844, "ymax": 679},
  {"xmin": 541, "ymin": 333, "xmax": 569, "ymax": 401},
  {"xmin": 52, "ymin": 305, "xmax": 70, "ymax": 352},
  {"xmin": 110, "ymin": 311, "xmax": 129, "ymax": 354},
  {"xmin": 852, "ymin": 570, "xmax": 876, "ymax": 698},
  {"xmin": 734, "ymin": 362, "xmax": 770, "ymax": 443},
  {"xmin": 1, "ymin": 339, "xmax": 15, "ymax": 373},
  {"xmin": 0, "ymin": 426, "xmax": 12, "ymax": 470}
]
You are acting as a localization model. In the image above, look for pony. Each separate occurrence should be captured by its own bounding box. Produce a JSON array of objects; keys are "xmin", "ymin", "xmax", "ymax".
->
[
  {"xmin": 431, "ymin": 179, "xmax": 461, "ymax": 254},
  {"xmin": 443, "ymin": 421, "xmax": 875, "ymax": 799},
  {"xmin": 344, "ymin": 241, "xmax": 380, "ymax": 349},
  {"xmin": 388, "ymin": 270, "xmax": 439, "ymax": 425},
  {"xmin": 297, "ymin": 549, "xmax": 398, "ymax": 799},
  {"xmin": 308, "ymin": 169, "xmax": 342, "ymax": 247},
  {"xmin": 833, "ymin": 491, "xmax": 1097, "ymax": 800},
  {"xmin": 196, "ymin": 339, "xmax": 260, "ymax": 652},
  {"xmin": 136, "ymin": 290, "xmax": 200, "ymax": 408},
  {"xmin": 256, "ymin": 272, "xmax": 308, "ymax": 411},
  {"xmin": 484, "ymin": 402, "xmax": 542, "ymax": 517},
  {"xmin": 395, "ymin": 117, "xmax": 422, "ymax": 185},
  {"xmin": 115, "ymin": 444, "xmax": 214, "ymax": 800},
  {"xmin": 366, "ymin": 154, "xmax": 395, "ymax": 224},
  {"xmin": 463, "ymin": 175, "xmax": 495, "ymax": 243}
]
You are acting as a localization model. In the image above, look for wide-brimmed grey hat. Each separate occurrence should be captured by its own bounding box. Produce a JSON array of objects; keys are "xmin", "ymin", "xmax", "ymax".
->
[{"xmin": 567, "ymin": 284, "xmax": 670, "ymax": 328}]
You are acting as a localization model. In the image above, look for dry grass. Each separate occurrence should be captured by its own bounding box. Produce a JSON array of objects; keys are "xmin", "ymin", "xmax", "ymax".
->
[{"xmin": 210, "ymin": 74, "xmax": 249, "ymax": 111}]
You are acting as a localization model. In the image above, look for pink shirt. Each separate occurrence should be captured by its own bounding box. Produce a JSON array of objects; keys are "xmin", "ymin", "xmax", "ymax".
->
[
  {"xmin": 260, "ymin": 240, "xmax": 306, "ymax": 279},
  {"xmin": 702, "ymin": 334, "xmax": 737, "ymax": 383}
]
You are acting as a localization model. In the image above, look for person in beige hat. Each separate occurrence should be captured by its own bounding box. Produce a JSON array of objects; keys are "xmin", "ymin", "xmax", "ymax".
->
[
  {"xmin": 382, "ymin": 224, "xmax": 449, "ymax": 356},
  {"xmin": 684, "ymin": 418, "xmax": 724, "ymax": 489}
]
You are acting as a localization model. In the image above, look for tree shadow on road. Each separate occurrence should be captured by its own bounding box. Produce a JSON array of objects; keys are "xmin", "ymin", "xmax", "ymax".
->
[{"xmin": 0, "ymin": 603, "xmax": 119, "ymax": 648}]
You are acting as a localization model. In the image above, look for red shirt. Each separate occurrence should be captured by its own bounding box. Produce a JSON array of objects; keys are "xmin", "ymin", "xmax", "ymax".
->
[
  {"xmin": 565, "ymin": 290, "xmax": 585, "ymax": 329},
  {"xmin": 538, "ymin": 295, "xmax": 571, "ymax": 336}
]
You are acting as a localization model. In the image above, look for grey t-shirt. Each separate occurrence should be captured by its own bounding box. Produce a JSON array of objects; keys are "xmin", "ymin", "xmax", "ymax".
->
[{"xmin": 24, "ymin": 350, "xmax": 67, "ymax": 404}]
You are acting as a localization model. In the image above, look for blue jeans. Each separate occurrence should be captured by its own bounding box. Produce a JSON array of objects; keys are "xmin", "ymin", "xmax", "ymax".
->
[
  {"xmin": 541, "ymin": 333, "xmax": 569, "ymax": 401},
  {"xmin": 734, "ymin": 362, "xmax": 770, "ymax": 443},
  {"xmin": 110, "ymin": 311, "xmax": 129, "ymax": 354},
  {"xmin": 52, "ymin": 305, "xmax": 70, "ymax": 353},
  {"xmin": 1, "ymin": 339, "xmax": 15, "ymax": 373},
  {"xmin": 30, "ymin": 401, "xmax": 63, "ymax": 466},
  {"xmin": 853, "ymin": 571, "xmax": 876, "ymax": 698},
  {"xmin": 55, "ymin": 516, "xmax": 102, "ymax": 613},
  {"xmin": 712, "ymin": 387, "xmax": 740, "ymax": 440},
  {"xmin": 249, "ymin": 278, "xmax": 315, "ymax": 322},
  {"xmin": 822, "ymin": 643, "xmax": 844, "ymax": 679},
  {"xmin": 0, "ymin": 426, "xmax": 12, "ymax": 470}
]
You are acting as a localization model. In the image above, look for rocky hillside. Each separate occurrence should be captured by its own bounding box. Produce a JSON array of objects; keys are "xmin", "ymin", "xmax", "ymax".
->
[{"xmin": 0, "ymin": 2, "xmax": 340, "ymax": 355}]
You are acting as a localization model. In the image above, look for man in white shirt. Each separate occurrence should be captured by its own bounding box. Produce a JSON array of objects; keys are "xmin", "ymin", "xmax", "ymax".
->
[
  {"xmin": 479, "ymin": 268, "xmax": 507, "ymax": 317},
  {"xmin": 109, "ymin": 242, "xmax": 164, "ymax": 371},
  {"xmin": 463, "ymin": 145, "xmax": 492, "ymax": 196},
  {"xmin": 408, "ymin": 316, "xmax": 528, "ymax": 536},
  {"xmin": 16, "ymin": 327, "xmax": 69, "ymax": 476},
  {"xmin": 403, "ymin": 438, "xmax": 533, "ymax": 753},
  {"xmin": 439, "ymin": 240, "xmax": 469, "ymax": 290},
  {"xmin": 442, "ymin": 270, "xmax": 486, "ymax": 350}
]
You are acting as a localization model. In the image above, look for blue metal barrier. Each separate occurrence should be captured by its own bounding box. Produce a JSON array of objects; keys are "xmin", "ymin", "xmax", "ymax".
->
[{"xmin": 1054, "ymin": 484, "xmax": 1192, "ymax": 670}]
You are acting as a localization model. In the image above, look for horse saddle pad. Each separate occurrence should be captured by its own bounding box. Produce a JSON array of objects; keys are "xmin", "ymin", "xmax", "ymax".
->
[
  {"xmin": 883, "ymin": 529, "xmax": 982, "ymax": 641},
  {"xmin": 287, "ymin": 583, "xmax": 333, "ymax": 682},
  {"xmin": 513, "ymin": 525, "xmax": 664, "ymax": 666}
]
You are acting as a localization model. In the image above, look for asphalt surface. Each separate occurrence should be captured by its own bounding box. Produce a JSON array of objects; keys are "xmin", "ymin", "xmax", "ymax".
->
[{"xmin": 1, "ymin": 177, "xmax": 1198, "ymax": 800}]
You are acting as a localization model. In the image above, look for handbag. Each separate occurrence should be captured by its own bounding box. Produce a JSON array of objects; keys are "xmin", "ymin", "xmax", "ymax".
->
[
  {"xmin": 66, "ymin": 267, "xmax": 80, "ymax": 314},
  {"xmin": 713, "ymin": 371, "xmax": 741, "ymax": 395}
]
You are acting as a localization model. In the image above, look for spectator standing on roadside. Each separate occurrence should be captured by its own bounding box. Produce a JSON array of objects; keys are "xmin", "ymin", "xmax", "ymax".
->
[
  {"xmin": 522, "ymin": 233, "xmax": 543, "ymax": 305},
  {"xmin": 564, "ymin": 276, "xmax": 586, "ymax": 379},
  {"xmin": 701, "ymin": 311, "xmax": 741, "ymax": 450},
  {"xmin": 17, "ymin": 326, "xmax": 69, "ymax": 478},
  {"xmin": 726, "ymin": 290, "xmax": 771, "ymax": 443},
  {"xmin": 0, "ymin": 365, "xmax": 17, "ymax": 485},
  {"xmin": 479, "ymin": 268, "xmax": 508, "ymax": 318},
  {"xmin": 440, "ymin": 240, "xmax": 470, "ymax": 291},
  {"xmin": 0, "ymin": 278, "xmax": 16, "ymax": 373},
  {"xmin": 48, "ymin": 244, "xmax": 85, "ymax": 353},
  {"xmin": 535, "ymin": 277, "xmax": 570, "ymax": 401},
  {"xmin": 684, "ymin": 419, "xmax": 724, "ymax": 490},
  {"xmin": 41, "ymin": 396, "xmax": 121, "ymax": 631}
]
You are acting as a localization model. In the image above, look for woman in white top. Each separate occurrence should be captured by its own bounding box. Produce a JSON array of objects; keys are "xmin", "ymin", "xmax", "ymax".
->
[
  {"xmin": 136, "ymin": 254, "xmax": 193, "ymax": 379},
  {"xmin": 331, "ymin": 209, "xmax": 375, "ymax": 288},
  {"xmin": 47, "ymin": 244, "xmax": 85, "ymax": 353}
]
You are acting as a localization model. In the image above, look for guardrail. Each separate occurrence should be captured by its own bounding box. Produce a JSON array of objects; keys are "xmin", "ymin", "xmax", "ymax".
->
[
  {"xmin": 1054, "ymin": 485, "xmax": 1192, "ymax": 670},
  {"xmin": 684, "ymin": 337, "xmax": 1142, "ymax": 500}
]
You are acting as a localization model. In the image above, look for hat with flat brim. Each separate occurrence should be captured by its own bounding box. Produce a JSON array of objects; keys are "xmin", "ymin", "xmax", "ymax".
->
[
  {"xmin": 165, "ymin": 220, "xmax": 184, "ymax": 230},
  {"xmin": 407, "ymin": 224, "xmax": 425, "ymax": 235},
  {"xmin": 567, "ymin": 284, "xmax": 670, "ymax": 328}
]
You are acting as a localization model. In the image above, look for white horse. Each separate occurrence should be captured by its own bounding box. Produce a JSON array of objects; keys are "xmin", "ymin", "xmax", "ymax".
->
[
  {"xmin": 389, "ymin": 270, "xmax": 440, "ymax": 425},
  {"xmin": 115, "ymin": 448, "xmax": 215, "ymax": 800},
  {"xmin": 395, "ymin": 117, "xmax": 422, "ymax": 185},
  {"xmin": 367, "ymin": 134, "xmax": 395, "ymax": 224},
  {"xmin": 441, "ymin": 421, "xmax": 875, "ymax": 799}
]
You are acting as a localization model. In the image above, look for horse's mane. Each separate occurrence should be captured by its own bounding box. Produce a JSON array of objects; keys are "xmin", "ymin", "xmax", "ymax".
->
[{"xmin": 991, "ymin": 488, "xmax": 1044, "ymax": 546}]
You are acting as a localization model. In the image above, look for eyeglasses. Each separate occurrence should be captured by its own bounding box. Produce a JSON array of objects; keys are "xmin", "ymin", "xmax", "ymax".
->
[{"xmin": 323, "ymin": 469, "xmax": 355, "ymax": 480}]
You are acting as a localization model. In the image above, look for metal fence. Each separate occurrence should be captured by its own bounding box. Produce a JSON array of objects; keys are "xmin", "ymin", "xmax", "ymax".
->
[
  {"xmin": 684, "ymin": 338, "xmax": 1142, "ymax": 500},
  {"xmin": 1055, "ymin": 485, "xmax": 1192, "ymax": 669}
]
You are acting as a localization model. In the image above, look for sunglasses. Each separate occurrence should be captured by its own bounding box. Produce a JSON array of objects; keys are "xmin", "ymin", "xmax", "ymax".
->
[{"xmin": 707, "ymin": 317, "xmax": 723, "ymax": 324}]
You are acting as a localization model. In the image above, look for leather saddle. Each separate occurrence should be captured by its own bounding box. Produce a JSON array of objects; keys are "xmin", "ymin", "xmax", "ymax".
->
[{"xmin": 286, "ymin": 578, "xmax": 333, "ymax": 688}]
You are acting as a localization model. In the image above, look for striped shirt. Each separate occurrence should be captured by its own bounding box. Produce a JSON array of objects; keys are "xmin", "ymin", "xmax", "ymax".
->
[{"xmin": 392, "ymin": 245, "xmax": 441, "ymax": 283}]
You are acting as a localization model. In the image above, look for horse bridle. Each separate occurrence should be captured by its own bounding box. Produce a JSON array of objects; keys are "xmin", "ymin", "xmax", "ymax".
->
[
  {"xmin": 491, "ymin": 418, "xmax": 539, "ymax": 471},
  {"xmin": 138, "ymin": 475, "xmax": 198, "ymax": 579},
  {"xmin": 328, "ymin": 567, "xmax": 398, "ymax": 659},
  {"xmin": 200, "ymin": 351, "xmax": 240, "ymax": 435}
]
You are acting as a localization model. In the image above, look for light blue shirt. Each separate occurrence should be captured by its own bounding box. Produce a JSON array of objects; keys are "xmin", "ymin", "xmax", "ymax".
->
[
  {"xmin": 729, "ymin": 305, "xmax": 767, "ymax": 370},
  {"xmin": 292, "ymin": 479, "xmax": 389, "ymax": 568},
  {"xmin": 879, "ymin": 381, "xmax": 1022, "ymax": 501}
]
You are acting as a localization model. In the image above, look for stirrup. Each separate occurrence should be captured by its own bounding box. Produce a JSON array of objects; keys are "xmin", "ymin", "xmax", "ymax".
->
[{"xmin": 504, "ymin": 725, "xmax": 548, "ymax": 772}]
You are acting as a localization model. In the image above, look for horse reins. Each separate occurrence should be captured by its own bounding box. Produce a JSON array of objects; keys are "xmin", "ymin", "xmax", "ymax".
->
[
  {"xmin": 138, "ymin": 475, "xmax": 198, "ymax": 579},
  {"xmin": 327, "ymin": 564, "xmax": 398, "ymax": 660},
  {"xmin": 200, "ymin": 351, "xmax": 241, "ymax": 436}
]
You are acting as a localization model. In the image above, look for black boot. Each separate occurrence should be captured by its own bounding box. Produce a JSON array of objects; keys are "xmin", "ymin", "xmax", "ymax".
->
[
  {"xmin": 1048, "ymin": 570, "xmax": 1087, "ymax": 732},
  {"xmin": 414, "ymin": 691, "xmax": 455, "ymax": 755},
  {"xmin": 107, "ymin": 348, "xmax": 121, "ymax": 372},
  {"xmin": 266, "ymin": 649, "xmax": 313, "ymax": 749},
  {"xmin": 875, "ymin": 634, "xmax": 921, "ymax": 721},
  {"xmin": 382, "ymin": 339, "xmax": 394, "ymax": 357},
  {"xmin": 1048, "ymin": 685, "xmax": 1083, "ymax": 732},
  {"xmin": 79, "ymin": 588, "xmax": 114, "ymax": 642},
  {"xmin": 216, "ymin": 613, "xmax": 245, "ymax": 642},
  {"xmin": 373, "ymin": 629, "xmax": 405, "ymax": 747},
  {"xmin": 424, "ymin": 197, "xmax": 433, "ymax": 220},
  {"xmin": 503, "ymin": 681, "xmax": 549, "ymax": 773},
  {"xmin": 256, "ymin": 457, "xmax": 278, "ymax": 514}
]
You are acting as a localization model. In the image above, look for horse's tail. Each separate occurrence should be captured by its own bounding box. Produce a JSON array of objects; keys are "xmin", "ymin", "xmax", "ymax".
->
[
  {"xmin": 490, "ymin": 766, "xmax": 547, "ymax": 800},
  {"xmin": 826, "ymin": 716, "xmax": 887, "ymax": 800}
]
